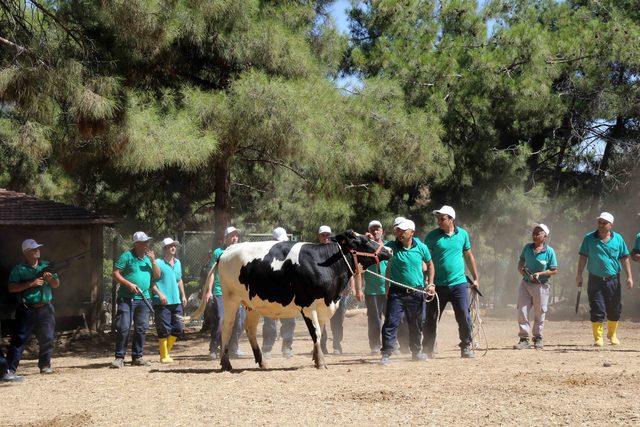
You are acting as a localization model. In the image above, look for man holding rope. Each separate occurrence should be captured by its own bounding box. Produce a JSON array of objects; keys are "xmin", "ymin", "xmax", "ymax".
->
[
  {"xmin": 380, "ymin": 219, "xmax": 434, "ymax": 365},
  {"xmin": 364, "ymin": 220, "xmax": 388, "ymax": 355},
  {"xmin": 423, "ymin": 205, "xmax": 479, "ymax": 359}
]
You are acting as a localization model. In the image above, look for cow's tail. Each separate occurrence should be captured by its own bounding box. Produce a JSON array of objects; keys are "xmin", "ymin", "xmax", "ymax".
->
[{"xmin": 179, "ymin": 262, "xmax": 217, "ymax": 323}]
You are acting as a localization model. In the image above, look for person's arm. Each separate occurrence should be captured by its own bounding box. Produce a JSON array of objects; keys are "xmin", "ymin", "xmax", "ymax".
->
[
  {"xmin": 425, "ymin": 260, "xmax": 436, "ymax": 295},
  {"xmin": 463, "ymin": 249, "xmax": 479, "ymax": 288},
  {"xmin": 621, "ymin": 256, "xmax": 633, "ymax": 289},
  {"xmin": 517, "ymin": 258, "xmax": 525, "ymax": 275},
  {"xmin": 147, "ymin": 251, "xmax": 161, "ymax": 279},
  {"xmin": 8, "ymin": 278, "xmax": 44, "ymax": 293},
  {"xmin": 113, "ymin": 269, "xmax": 140, "ymax": 294},
  {"xmin": 576, "ymin": 255, "xmax": 587, "ymax": 288},
  {"xmin": 42, "ymin": 272, "xmax": 60, "ymax": 289},
  {"xmin": 203, "ymin": 264, "xmax": 215, "ymax": 302},
  {"xmin": 178, "ymin": 279, "xmax": 187, "ymax": 306},
  {"xmin": 151, "ymin": 284, "xmax": 167, "ymax": 305}
]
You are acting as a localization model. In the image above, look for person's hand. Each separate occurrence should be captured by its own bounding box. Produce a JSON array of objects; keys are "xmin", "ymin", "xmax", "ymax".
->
[
  {"xmin": 626, "ymin": 277, "xmax": 633, "ymax": 290},
  {"xmin": 426, "ymin": 284, "xmax": 436, "ymax": 295},
  {"xmin": 204, "ymin": 291, "xmax": 212, "ymax": 303},
  {"xmin": 181, "ymin": 296, "xmax": 187, "ymax": 307},
  {"xmin": 576, "ymin": 275, "xmax": 583, "ymax": 288},
  {"xmin": 355, "ymin": 289, "xmax": 364, "ymax": 302},
  {"xmin": 158, "ymin": 293, "xmax": 167, "ymax": 305},
  {"xmin": 42, "ymin": 272, "xmax": 54, "ymax": 283},
  {"xmin": 129, "ymin": 284, "xmax": 141, "ymax": 295},
  {"xmin": 31, "ymin": 278, "xmax": 45, "ymax": 287},
  {"xmin": 532, "ymin": 272, "xmax": 540, "ymax": 282},
  {"xmin": 471, "ymin": 279, "xmax": 479, "ymax": 289},
  {"xmin": 146, "ymin": 250, "xmax": 156, "ymax": 261}
]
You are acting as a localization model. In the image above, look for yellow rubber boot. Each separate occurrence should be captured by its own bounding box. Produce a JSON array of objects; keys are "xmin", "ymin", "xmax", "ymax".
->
[
  {"xmin": 592, "ymin": 322, "xmax": 604, "ymax": 347},
  {"xmin": 607, "ymin": 321, "xmax": 620, "ymax": 345},
  {"xmin": 167, "ymin": 335, "xmax": 177, "ymax": 352},
  {"xmin": 159, "ymin": 338, "xmax": 174, "ymax": 363}
]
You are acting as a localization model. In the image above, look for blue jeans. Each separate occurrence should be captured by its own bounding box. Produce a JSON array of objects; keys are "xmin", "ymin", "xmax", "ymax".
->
[
  {"xmin": 423, "ymin": 283, "xmax": 472, "ymax": 353},
  {"xmin": 154, "ymin": 304, "xmax": 184, "ymax": 338},
  {"xmin": 262, "ymin": 317, "xmax": 296, "ymax": 352},
  {"xmin": 114, "ymin": 298, "xmax": 150, "ymax": 359},
  {"xmin": 588, "ymin": 274, "xmax": 622, "ymax": 322},
  {"xmin": 321, "ymin": 295, "xmax": 347, "ymax": 352},
  {"xmin": 7, "ymin": 303, "xmax": 55, "ymax": 371},
  {"xmin": 365, "ymin": 294, "xmax": 386, "ymax": 351},
  {"xmin": 381, "ymin": 291, "xmax": 424, "ymax": 356},
  {"xmin": 208, "ymin": 296, "xmax": 246, "ymax": 353}
]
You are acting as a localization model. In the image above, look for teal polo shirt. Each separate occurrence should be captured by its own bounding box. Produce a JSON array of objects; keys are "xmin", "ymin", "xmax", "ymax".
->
[
  {"xmin": 364, "ymin": 261, "xmax": 388, "ymax": 295},
  {"xmin": 386, "ymin": 238, "xmax": 432, "ymax": 289},
  {"xmin": 579, "ymin": 231, "xmax": 629, "ymax": 278},
  {"xmin": 425, "ymin": 226, "xmax": 472, "ymax": 287},
  {"xmin": 153, "ymin": 258, "xmax": 182, "ymax": 305},
  {"xmin": 632, "ymin": 233, "xmax": 640, "ymax": 255},
  {"xmin": 8, "ymin": 261, "xmax": 59, "ymax": 305},
  {"xmin": 115, "ymin": 250, "xmax": 154, "ymax": 299},
  {"xmin": 520, "ymin": 243, "xmax": 557, "ymax": 284},
  {"xmin": 208, "ymin": 247, "xmax": 225, "ymax": 296}
]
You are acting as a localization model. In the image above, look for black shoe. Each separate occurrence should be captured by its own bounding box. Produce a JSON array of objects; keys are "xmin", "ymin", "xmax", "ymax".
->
[
  {"xmin": 533, "ymin": 337, "xmax": 543, "ymax": 350},
  {"xmin": 461, "ymin": 346, "xmax": 475, "ymax": 358},
  {"xmin": 513, "ymin": 338, "xmax": 531, "ymax": 350}
]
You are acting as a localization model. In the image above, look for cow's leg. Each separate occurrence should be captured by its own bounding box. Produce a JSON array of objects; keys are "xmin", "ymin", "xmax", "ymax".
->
[
  {"xmin": 220, "ymin": 298, "xmax": 241, "ymax": 372},
  {"xmin": 244, "ymin": 309, "xmax": 266, "ymax": 369},
  {"xmin": 301, "ymin": 308, "xmax": 327, "ymax": 369}
]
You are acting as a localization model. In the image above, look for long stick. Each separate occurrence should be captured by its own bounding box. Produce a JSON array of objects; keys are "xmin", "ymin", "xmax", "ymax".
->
[{"xmin": 575, "ymin": 286, "xmax": 582, "ymax": 314}]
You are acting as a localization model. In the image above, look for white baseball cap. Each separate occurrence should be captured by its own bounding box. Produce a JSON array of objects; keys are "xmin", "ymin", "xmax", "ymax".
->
[
  {"xmin": 598, "ymin": 212, "xmax": 614, "ymax": 224},
  {"xmin": 396, "ymin": 219, "xmax": 415, "ymax": 231},
  {"xmin": 392, "ymin": 216, "xmax": 406, "ymax": 228},
  {"xmin": 224, "ymin": 226, "xmax": 239, "ymax": 237},
  {"xmin": 133, "ymin": 231, "xmax": 152, "ymax": 243},
  {"xmin": 318, "ymin": 225, "xmax": 332, "ymax": 234},
  {"xmin": 533, "ymin": 223, "xmax": 550, "ymax": 236},
  {"xmin": 161, "ymin": 237, "xmax": 180, "ymax": 247},
  {"xmin": 368, "ymin": 220, "xmax": 382, "ymax": 229},
  {"xmin": 21, "ymin": 239, "xmax": 43, "ymax": 252},
  {"xmin": 433, "ymin": 205, "xmax": 456, "ymax": 219},
  {"xmin": 273, "ymin": 227, "xmax": 289, "ymax": 242}
]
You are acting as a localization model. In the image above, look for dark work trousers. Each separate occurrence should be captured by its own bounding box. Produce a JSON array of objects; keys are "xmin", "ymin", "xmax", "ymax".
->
[
  {"xmin": 154, "ymin": 304, "xmax": 184, "ymax": 338},
  {"xmin": 423, "ymin": 283, "xmax": 473, "ymax": 353},
  {"xmin": 381, "ymin": 290, "xmax": 425, "ymax": 356},
  {"xmin": 365, "ymin": 294, "xmax": 386, "ymax": 351},
  {"xmin": 262, "ymin": 317, "xmax": 296, "ymax": 352},
  {"xmin": 208, "ymin": 296, "xmax": 246, "ymax": 354},
  {"xmin": 7, "ymin": 303, "xmax": 55, "ymax": 371},
  {"xmin": 114, "ymin": 298, "xmax": 150, "ymax": 359},
  {"xmin": 0, "ymin": 348, "xmax": 8, "ymax": 377},
  {"xmin": 587, "ymin": 273, "xmax": 622, "ymax": 322},
  {"xmin": 321, "ymin": 295, "xmax": 348, "ymax": 352}
]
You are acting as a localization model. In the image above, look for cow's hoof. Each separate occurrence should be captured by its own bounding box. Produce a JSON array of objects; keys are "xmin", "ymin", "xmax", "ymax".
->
[
  {"xmin": 221, "ymin": 359, "xmax": 233, "ymax": 372},
  {"xmin": 259, "ymin": 361, "xmax": 267, "ymax": 369},
  {"xmin": 315, "ymin": 363, "xmax": 328, "ymax": 370}
]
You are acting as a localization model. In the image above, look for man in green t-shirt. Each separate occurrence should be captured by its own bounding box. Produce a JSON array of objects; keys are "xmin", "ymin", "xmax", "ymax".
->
[
  {"xmin": 110, "ymin": 231, "xmax": 162, "ymax": 368},
  {"xmin": 364, "ymin": 220, "xmax": 388, "ymax": 354},
  {"xmin": 423, "ymin": 205, "xmax": 479, "ymax": 359},
  {"xmin": 380, "ymin": 219, "xmax": 434, "ymax": 365},
  {"xmin": 5, "ymin": 239, "xmax": 59, "ymax": 376}
]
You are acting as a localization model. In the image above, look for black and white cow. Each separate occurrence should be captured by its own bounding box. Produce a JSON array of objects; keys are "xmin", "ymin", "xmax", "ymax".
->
[{"xmin": 214, "ymin": 230, "xmax": 391, "ymax": 371}]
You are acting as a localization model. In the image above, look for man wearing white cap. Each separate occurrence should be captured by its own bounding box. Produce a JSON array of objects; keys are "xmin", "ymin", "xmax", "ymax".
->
[
  {"xmin": 423, "ymin": 205, "xmax": 479, "ymax": 359},
  {"xmin": 111, "ymin": 232, "xmax": 162, "ymax": 368},
  {"xmin": 153, "ymin": 238, "xmax": 187, "ymax": 363},
  {"xmin": 364, "ymin": 220, "xmax": 389, "ymax": 354},
  {"xmin": 576, "ymin": 212, "xmax": 633, "ymax": 346},
  {"xmin": 5, "ymin": 239, "xmax": 59, "ymax": 376},
  {"xmin": 514, "ymin": 224, "xmax": 558, "ymax": 350},
  {"xmin": 262, "ymin": 227, "xmax": 296, "ymax": 358},
  {"xmin": 380, "ymin": 219, "xmax": 434, "ymax": 365},
  {"xmin": 205, "ymin": 226, "xmax": 246, "ymax": 359}
]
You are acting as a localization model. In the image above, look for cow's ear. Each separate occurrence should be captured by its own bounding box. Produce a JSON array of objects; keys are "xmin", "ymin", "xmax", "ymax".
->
[{"xmin": 333, "ymin": 234, "xmax": 349, "ymax": 246}]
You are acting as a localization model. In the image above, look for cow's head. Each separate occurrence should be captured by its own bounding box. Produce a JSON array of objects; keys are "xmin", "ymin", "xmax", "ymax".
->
[{"xmin": 332, "ymin": 230, "xmax": 393, "ymax": 268}]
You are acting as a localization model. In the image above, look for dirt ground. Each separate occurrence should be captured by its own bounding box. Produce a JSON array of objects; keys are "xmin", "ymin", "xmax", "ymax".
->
[{"xmin": 2, "ymin": 310, "xmax": 640, "ymax": 426}]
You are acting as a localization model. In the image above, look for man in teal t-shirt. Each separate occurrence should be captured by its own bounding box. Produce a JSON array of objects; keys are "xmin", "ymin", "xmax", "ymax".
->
[
  {"xmin": 514, "ymin": 224, "xmax": 558, "ymax": 350},
  {"xmin": 364, "ymin": 220, "xmax": 389, "ymax": 354},
  {"xmin": 576, "ymin": 212, "xmax": 633, "ymax": 346},
  {"xmin": 380, "ymin": 219, "xmax": 434, "ymax": 365},
  {"xmin": 153, "ymin": 237, "xmax": 187, "ymax": 363},
  {"xmin": 6, "ymin": 239, "xmax": 59, "ymax": 377},
  {"xmin": 631, "ymin": 231, "xmax": 640, "ymax": 264},
  {"xmin": 205, "ymin": 226, "xmax": 246, "ymax": 359},
  {"xmin": 423, "ymin": 205, "xmax": 479, "ymax": 359},
  {"xmin": 111, "ymin": 231, "xmax": 161, "ymax": 368}
]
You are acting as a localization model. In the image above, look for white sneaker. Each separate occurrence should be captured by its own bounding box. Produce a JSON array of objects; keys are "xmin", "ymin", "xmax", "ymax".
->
[{"xmin": 209, "ymin": 351, "xmax": 219, "ymax": 360}]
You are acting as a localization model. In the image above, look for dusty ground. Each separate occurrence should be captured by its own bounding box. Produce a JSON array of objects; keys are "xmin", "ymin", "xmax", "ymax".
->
[{"xmin": 2, "ymin": 311, "xmax": 640, "ymax": 426}]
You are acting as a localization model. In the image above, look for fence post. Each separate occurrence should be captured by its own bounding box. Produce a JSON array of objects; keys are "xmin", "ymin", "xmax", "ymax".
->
[{"xmin": 111, "ymin": 235, "xmax": 118, "ymax": 334}]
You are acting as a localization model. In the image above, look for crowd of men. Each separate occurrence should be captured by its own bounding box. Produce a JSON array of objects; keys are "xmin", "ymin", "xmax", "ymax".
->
[{"xmin": 1, "ymin": 206, "xmax": 639, "ymax": 381}]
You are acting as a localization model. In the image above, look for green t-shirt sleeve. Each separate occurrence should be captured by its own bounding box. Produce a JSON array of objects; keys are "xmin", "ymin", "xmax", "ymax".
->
[
  {"xmin": 633, "ymin": 234, "xmax": 640, "ymax": 254},
  {"xmin": 578, "ymin": 236, "xmax": 589, "ymax": 256},
  {"xmin": 209, "ymin": 248, "xmax": 224, "ymax": 269},
  {"xmin": 421, "ymin": 243, "xmax": 432, "ymax": 263},
  {"xmin": 548, "ymin": 248, "xmax": 558, "ymax": 269},
  {"xmin": 462, "ymin": 230, "xmax": 472, "ymax": 251},
  {"xmin": 519, "ymin": 246, "xmax": 526, "ymax": 262},
  {"xmin": 618, "ymin": 236, "xmax": 630, "ymax": 258},
  {"xmin": 114, "ymin": 251, "xmax": 130, "ymax": 270},
  {"xmin": 8, "ymin": 266, "xmax": 21, "ymax": 284},
  {"xmin": 175, "ymin": 260, "xmax": 182, "ymax": 281}
]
